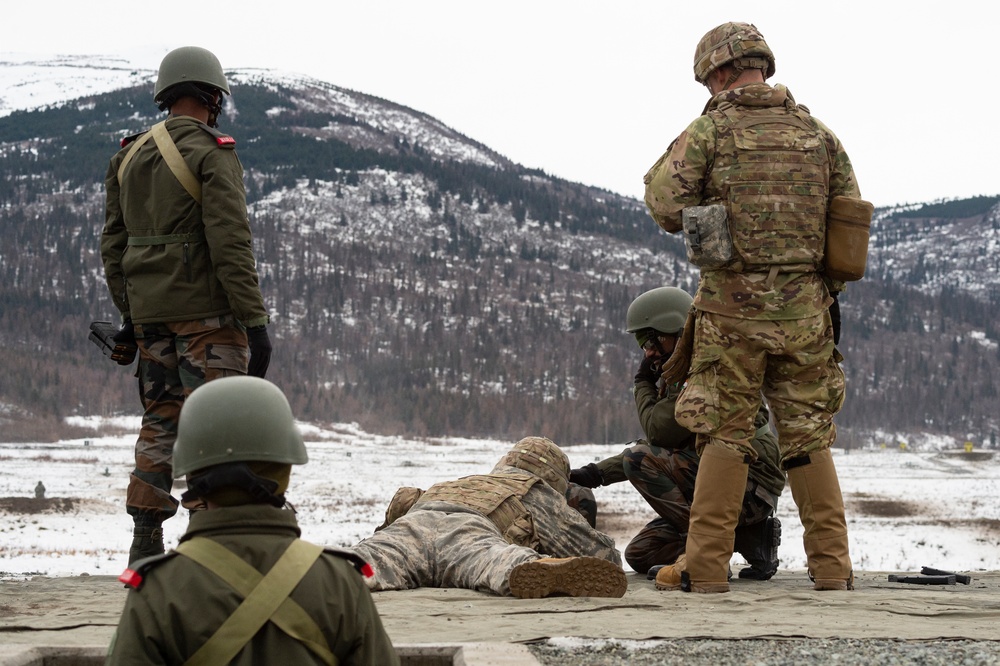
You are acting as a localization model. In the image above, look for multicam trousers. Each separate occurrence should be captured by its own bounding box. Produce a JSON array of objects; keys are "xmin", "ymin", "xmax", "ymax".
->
[
  {"xmin": 675, "ymin": 310, "xmax": 845, "ymax": 461},
  {"xmin": 128, "ymin": 315, "xmax": 249, "ymax": 522},
  {"xmin": 567, "ymin": 442, "xmax": 776, "ymax": 574},
  {"xmin": 352, "ymin": 508, "xmax": 541, "ymax": 596}
]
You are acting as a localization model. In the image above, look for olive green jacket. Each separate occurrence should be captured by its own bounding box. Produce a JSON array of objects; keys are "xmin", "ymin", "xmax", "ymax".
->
[
  {"xmin": 102, "ymin": 115, "xmax": 268, "ymax": 327},
  {"xmin": 596, "ymin": 379, "xmax": 785, "ymax": 498},
  {"xmin": 106, "ymin": 505, "xmax": 398, "ymax": 666}
]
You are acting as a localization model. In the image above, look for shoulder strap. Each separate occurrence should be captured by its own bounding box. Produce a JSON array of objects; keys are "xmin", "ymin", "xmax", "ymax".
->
[
  {"xmin": 176, "ymin": 537, "xmax": 336, "ymax": 666},
  {"xmin": 116, "ymin": 121, "xmax": 203, "ymax": 204},
  {"xmin": 150, "ymin": 121, "xmax": 203, "ymax": 204},
  {"xmin": 116, "ymin": 130, "xmax": 154, "ymax": 185}
]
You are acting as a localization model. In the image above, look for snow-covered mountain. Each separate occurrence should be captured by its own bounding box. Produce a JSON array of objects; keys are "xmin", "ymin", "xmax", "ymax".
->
[{"xmin": 0, "ymin": 54, "xmax": 997, "ymax": 450}]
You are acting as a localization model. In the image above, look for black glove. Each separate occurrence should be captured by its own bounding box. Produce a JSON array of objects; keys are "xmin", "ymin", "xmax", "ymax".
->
[
  {"xmin": 830, "ymin": 292, "xmax": 842, "ymax": 346},
  {"xmin": 569, "ymin": 463, "xmax": 603, "ymax": 489},
  {"xmin": 246, "ymin": 325, "xmax": 272, "ymax": 378},
  {"xmin": 111, "ymin": 319, "xmax": 137, "ymax": 366},
  {"xmin": 634, "ymin": 355, "xmax": 658, "ymax": 385},
  {"xmin": 112, "ymin": 319, "xmax": 135, "ymax": 344}
]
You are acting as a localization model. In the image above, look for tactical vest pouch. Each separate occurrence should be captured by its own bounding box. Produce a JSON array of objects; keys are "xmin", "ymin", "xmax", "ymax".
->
[
  {"xmin": 682, "ymin": 204, "xmax": 734, "ymax": 269},
  {"xmin": 824, "ymin": 196, "xmax": 873, "ymax": 281}
]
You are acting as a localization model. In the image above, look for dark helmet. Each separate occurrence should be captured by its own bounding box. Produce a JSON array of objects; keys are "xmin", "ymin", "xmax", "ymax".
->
[
  {"xmin": 625, "ymin": 287, "xmax": 693, "ymax": 338},
  {"xmin": 154, "ymin": 46, "xmax": 230, "ymax": 105},
  {"xmin": 494, "ymin": 436, "xmax": 570, "ymax": 495},
  {"xmin": 693, "ymin": 22, "xmax": 775, "ymax": 85}
]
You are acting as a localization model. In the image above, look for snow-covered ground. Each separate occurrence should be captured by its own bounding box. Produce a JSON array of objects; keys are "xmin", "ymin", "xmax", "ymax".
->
[{"xmin": 1, "ymin": 417, "xmax": 997, "ymax": 580}]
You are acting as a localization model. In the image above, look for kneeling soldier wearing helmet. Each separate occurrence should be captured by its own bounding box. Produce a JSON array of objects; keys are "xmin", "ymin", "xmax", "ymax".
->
[{"xmin": 106, "ymin": 376, "xmax": 399, "ymax": 665}]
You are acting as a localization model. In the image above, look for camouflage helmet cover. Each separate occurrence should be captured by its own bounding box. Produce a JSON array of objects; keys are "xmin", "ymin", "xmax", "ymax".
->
[
  {"xmin": 693, "ymin": 22, "xmax": 775, "ymax": 84},
  {"xmin": 154, "ymin": 46, "xmax": 231, "ymax": 104},
  {"xmin": 495, "ymin": 436, "xmax": 570, "ymax": 495},
  {"xmin": 173, "ymin": 376, "xmax": 307, "ymax": 478},
  {"xmin": 625, "ymin": 286, "xmax": 694, "ymax": 336}
]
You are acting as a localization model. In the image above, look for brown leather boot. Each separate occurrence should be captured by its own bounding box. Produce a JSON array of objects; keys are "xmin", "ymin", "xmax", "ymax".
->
[
  {"xmin": 679, "ymin": 444, "xmax": 750, "ymax": 593},
  {"xmin": 508, "ymin": 557, "xmax": 627, "ymax": 599},
  {"xmin": 786, "ymin": 448, "xmax": 854, "ymax": 591}
]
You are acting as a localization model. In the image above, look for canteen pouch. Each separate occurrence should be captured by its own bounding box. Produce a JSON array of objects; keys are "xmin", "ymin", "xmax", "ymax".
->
[
  {"xmin": 824, "ymin": 196, "xmax": 873, "ymax": 281},
  {"xmin": 682, "ymin": 204, "xmax": 734, "ymax": 269}
]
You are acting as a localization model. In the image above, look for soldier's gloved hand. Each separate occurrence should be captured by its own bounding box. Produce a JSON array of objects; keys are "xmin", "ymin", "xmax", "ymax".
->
[
  {"xmin": 112, "ymin": 319, "xmax": 135, "ymax": 344},
  {"xmin": 830, "ymin": 292, "xmax": 842, "ymax": 346},
  {"xmin": 634, "ymin": 355, "xmax": 658, "ymax": 385},
  {"xmin": 112, "ymin": 319, "xmax": 137, "ymax": 366},
  {"xmin": 246, "ymin": 325, "xmax": 272, "ymax": 379},
  {"xmin": 569, "ymin": 463, "xmax": 603, "ymax": 489}
]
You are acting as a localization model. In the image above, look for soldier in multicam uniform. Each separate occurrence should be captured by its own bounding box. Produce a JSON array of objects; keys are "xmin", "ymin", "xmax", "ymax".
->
[
  {"xmin": 643, "ymin": 22, "xmax": 859, "ymax": 593},
  {"xmin": 107, "ymin": 377, "xmax": 398, "ymax": 665},
  {"xmin": 101, "ymin": 47, "xmax": 272, "ymax": 564},
  {"xmin": 568, "ymin": 287, "xmax": 784, "ymax": 579},
  {"xmin": 352, "ymin": 437, "xmax": 628, "ymax": 599}
]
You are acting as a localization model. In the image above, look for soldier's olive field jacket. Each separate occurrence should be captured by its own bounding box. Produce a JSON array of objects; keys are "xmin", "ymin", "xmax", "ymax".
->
[
  {"xmin": 106, "ymin": 505, "xmax": 398, "ymax": 666},
  {"xmin": 102, "ymin": 115, "xmax": 268, "ymax": 327}
]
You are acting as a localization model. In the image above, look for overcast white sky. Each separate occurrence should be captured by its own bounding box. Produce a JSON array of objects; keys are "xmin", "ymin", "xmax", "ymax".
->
[{"xmin": 4, "ymin": 1, "xmax": 996, "ymax": 208}]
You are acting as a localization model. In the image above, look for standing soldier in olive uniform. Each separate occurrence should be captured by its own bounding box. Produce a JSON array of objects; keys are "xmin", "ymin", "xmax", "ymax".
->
[
  {"xmin": 353, "ymin": 437, "xmax": 628, "ymax": 599},
  {"xmin": 568, "ymin": 287, "xmax": 784, "ymax": 579},
  {"xmin": 643, "ymin": 23, "xmax": 860, "ymax": 593},
  {"xmin": 106, "ymin": 376, "xmax": 398, "ymax": 666},
  {"xmin": 101, "ymin": 46, "xmax": 272, "ymax": 564}
]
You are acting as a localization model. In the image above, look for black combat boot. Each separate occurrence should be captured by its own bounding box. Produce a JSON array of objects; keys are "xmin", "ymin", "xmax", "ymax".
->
[{"xmin": 734, "ymin": 515, "xmax": 781, "ymax": 580}]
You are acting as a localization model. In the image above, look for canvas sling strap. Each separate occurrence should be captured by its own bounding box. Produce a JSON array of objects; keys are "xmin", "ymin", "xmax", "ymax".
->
[
  {"xmin": 117, "ymin": 120, "xmax": 203, "ymax": 204},
  {"xmin": 175, "ymin": 537, "xmax": 336, "ymax": 666}
]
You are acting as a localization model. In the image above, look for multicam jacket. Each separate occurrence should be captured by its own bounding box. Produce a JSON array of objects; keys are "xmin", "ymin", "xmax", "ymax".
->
[
  {"xmin": 414, "ymin": 467, "xmax": 622, "ymax": 566},
  {"xmin": 644, "ymin": 83, "xmax": 861, "ymax": 320},
  {"xmin": 102, "ymin": 115, "xmax": 268, "ymax": 327}
]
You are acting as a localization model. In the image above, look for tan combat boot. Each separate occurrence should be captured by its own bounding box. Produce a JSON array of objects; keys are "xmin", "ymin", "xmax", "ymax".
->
[
  {"xmin": 786, "ymin": 448, "xmax": 854, "ymax": 591},
  {"xmin": 508, "ymin": 557, "xmax": 627, "ymax": 599},
  {"xmin": 653, "ymin": 553, "xmax": 687, "ymax": 590},
  {"xmin": 678, "ymin": 444, "xmax": 750, "ymax": 593}
]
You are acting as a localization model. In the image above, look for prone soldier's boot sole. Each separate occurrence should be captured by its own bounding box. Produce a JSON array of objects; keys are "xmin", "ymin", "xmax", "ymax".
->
[{"xmin": 509, "ymin": 557, "xmax": 627, "ymax": 599}]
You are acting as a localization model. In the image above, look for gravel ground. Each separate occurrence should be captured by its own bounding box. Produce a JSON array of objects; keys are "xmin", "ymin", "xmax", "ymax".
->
[{"xmin": 527, "ymin": 638, "xmax": 1000, "ymax": 665}]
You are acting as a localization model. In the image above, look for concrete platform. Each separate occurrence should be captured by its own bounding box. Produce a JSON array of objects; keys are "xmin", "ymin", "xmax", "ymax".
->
[{"xmin": 3, "ymin": 570, "xmax": 999, "ymax": 664}]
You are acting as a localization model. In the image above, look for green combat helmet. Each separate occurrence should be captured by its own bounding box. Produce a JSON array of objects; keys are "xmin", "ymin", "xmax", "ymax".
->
[
  {"xmin": 693, "ymin": 22, "xmax": 775, "ymax": 85},
  {"xmin": 154, "ymin": 46, "xmax": 231, "ymax": 105},
  {"xmin": 174, "ymin": 376, "xmax": 307, "ymax": 478},
  {"xmin": 625, "ymin": 287, "xmax": 694, "ymax": 342},
  {"xmin": 153, "ymin": 46, "xmax": 230, "ymax": 126},
  {"xmin": 494, "ymin": 436, "xmax": 570, "ymax": 495},
  {"xmin": 174, "ymin": 376, "xmax": 307, "ymax": 507}
]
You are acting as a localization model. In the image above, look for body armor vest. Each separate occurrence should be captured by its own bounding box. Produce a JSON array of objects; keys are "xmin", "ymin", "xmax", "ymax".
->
[
  {"xmin": 414, "ymin": 473, "xmax": 541, "ymax": 548},
  {"xmin": 706, "ymin": 99, "xmax": 831, "ymax": 272}
]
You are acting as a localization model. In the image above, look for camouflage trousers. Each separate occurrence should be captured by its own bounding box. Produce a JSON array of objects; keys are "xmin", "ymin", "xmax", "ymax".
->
[
  {"xmin": 619, "ymin": 443, "xmax": 698, "ymax": 573},
  {"xmin": 676, "ymin": 310, "xmax": 845, "ymax": 462},
  {"xmin": 567, "ymin": 442, "xmax": 776, "ymax": 573},
  {"xmin": 351, "ymin": 507, "xmax": 541, "ymax": 596},
  {"xmin": 128, "ymin": 315, "xmax": 249, "ymax": 523}
]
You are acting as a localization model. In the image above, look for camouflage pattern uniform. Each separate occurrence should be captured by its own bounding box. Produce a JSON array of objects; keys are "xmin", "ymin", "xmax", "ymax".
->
[
  {"xmin": 643, "ymin": 82, "xmax": 859, "ymax": 462},
  {"xmin": 102, "ymin": 116, "xmax": 269, "ymax": 530},
  {"xmin": 352, "ymin": 466, "xmax": 622, "ymax": 596},
  {"xmin": 645, "ymin": 78, "xmax": 860, "ymax": 591},
  {"xmin": 107, "ymin": 505, "xmax": 398, "ymax": 665},
  {"xmin": 579, "ymin": 379, "xmax": 784, "ymax": 573}
]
